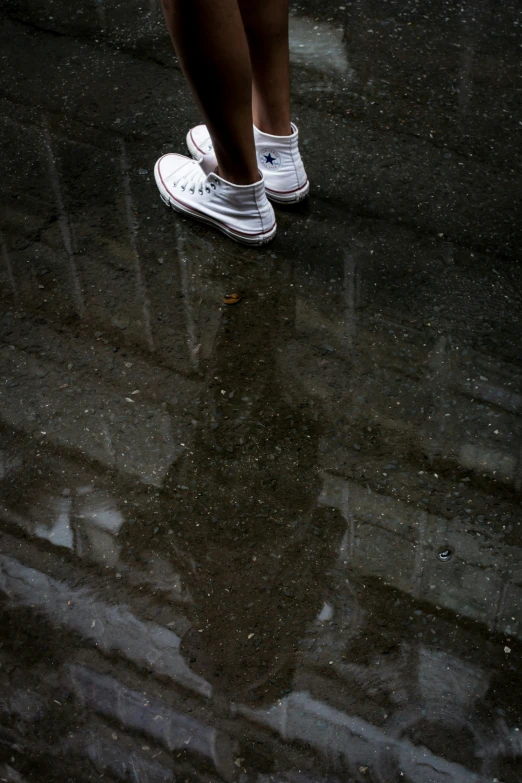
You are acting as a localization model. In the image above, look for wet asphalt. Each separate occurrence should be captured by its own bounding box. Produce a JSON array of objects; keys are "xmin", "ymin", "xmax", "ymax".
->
[{"xmin": 0, "ymin": 0, "xmax": 522, "ymax": 781}]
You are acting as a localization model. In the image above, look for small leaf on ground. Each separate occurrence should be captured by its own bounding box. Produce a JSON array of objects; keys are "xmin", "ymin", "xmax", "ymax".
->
[{"xmin": 223, "ymin": 293, "xmax": 242, "ymax": 305}]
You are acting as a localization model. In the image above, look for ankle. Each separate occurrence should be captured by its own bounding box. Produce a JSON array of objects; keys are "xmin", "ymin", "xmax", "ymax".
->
[
  {"xmin": 254, "ymin": 117, "xmax": 293, "ymax": 137},
  {"xmin": 216, "ymin": 166, "xmax": 261, "ymax": 186}
]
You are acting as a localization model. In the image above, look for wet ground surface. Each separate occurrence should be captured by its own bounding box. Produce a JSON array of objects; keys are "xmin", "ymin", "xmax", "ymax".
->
[{"xmin": 1, "ymin": 0, "xmax": 522, "ymax": 781}]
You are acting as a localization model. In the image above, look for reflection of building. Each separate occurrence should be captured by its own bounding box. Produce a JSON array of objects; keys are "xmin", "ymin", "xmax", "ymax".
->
[
  {"xmin": 1, "ymin": 515, "xmax": 521, "ymax": 781},
  {"xmin": 1, "ymin": 200, "xmax": 521, "ymax": 780},
  {"xmin": 320, "ymin": 472, "xmax": 522, "ymax": 638}
]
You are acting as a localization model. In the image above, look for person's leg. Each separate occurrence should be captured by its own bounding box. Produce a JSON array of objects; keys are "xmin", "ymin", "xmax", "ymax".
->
[
  {"xmin": 238, "ymin": 0, "xmax": 292, "ymax": 136},
  {"xmin": 160, "ymin": 0, "xmax": 259, "ymax": 185}
]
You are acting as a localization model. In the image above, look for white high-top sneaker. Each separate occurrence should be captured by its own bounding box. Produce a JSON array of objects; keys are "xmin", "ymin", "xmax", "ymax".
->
[
  {"xmin": 186, "ymin": 123, "xmax": 309, "ymax": 204},
  {"xmin": 154, "ymin": 153, "xmax": 276, "ymax": 245}
]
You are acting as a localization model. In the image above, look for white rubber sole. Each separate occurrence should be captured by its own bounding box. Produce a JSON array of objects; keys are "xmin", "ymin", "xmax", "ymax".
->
[
  {"xmin": 186, "ymin": 131, "xmax": 310, "ymax": 205},
  {"xmin": 186, "ymin": 131, "xmax": 205, "ymax": 162},
  {"xmin": 154, "ymin": 161, "xmax": 276, "ymax": 247},
  {"xmin": 265, "ymin": 180, "xmax": 310, "ymax": 204}
]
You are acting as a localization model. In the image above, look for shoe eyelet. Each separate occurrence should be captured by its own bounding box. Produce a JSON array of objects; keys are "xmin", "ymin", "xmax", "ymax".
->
[
  {"xmin": 181, "ymin": 185, "xmax": 185, "ymax": 191},
  {"xmin": 205, "ymin": 186, "xmax": 210, "ymax": 193}
]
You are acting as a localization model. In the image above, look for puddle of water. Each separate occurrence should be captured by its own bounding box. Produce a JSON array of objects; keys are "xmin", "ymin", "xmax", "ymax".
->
[{"xmin": 289, "ymin": 14, "xmax": 354, "ymax": 77}]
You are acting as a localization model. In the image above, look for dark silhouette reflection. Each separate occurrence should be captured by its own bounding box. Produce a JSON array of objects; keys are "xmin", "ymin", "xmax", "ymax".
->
[{"xmin": 156, "ymin": 275, "xmax": 345, "ymax": 704}]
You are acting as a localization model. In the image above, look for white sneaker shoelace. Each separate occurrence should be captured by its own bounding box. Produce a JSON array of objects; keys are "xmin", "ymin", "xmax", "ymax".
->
[{"xmin": 172, "ymin": 162, "xmax": 219, "ymax": 196}]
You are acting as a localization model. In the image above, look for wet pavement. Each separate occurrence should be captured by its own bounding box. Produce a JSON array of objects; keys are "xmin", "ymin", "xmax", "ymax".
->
[{"xmin": 1, "ymin": 0, "xmax": 522, "ymax": 781}]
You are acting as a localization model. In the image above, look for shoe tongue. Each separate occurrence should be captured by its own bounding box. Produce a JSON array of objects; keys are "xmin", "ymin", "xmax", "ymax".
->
[{"xmin": 200, "ymin": 151, "xmax": 218, "ymax": 176}]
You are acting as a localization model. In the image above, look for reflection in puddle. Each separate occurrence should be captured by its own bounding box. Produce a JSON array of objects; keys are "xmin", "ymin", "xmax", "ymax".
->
[
  {"xmin": 289, "ymin": 14, "xmax": 353, "ymax": 77},
  {"xmin": 0, "ymin": 553, "xmax": 210, "ymax": 698},
  {"xmin": 41, "ymin": 118, "xmax": 84, "ymax": 317},
  {"xmin": 68, "ymin": 664, "xmax": 236, "ymax": 779},
  {"xmin": 27, "ymin": 485, "xmax": 124, "ymax": 565}
]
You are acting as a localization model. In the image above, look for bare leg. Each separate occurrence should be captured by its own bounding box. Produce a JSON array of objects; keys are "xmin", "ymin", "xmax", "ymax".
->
[
  {"xmin": 161, "ymin": 0, "xmax": 259, "ymax": 185},
  {"xmin": 238, "ymin": 0, "xmax": 292, "ymax": 136}
]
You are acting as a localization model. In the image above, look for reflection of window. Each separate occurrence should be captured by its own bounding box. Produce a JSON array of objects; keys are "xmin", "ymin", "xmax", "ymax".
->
[
  {"xmin": 35, "ymin": 496, "xmax": 74, "ymax": 549},
  {"xmin": 35, "ymin": 486, "xmax": 124, "ymax": 567},
  {"xmin": 317, "ymin": 601, "xmax": 334, "ymax": 622},
  {"xmin": 289, "ymin": 15, "xmax": 352, "ymax": 77}
]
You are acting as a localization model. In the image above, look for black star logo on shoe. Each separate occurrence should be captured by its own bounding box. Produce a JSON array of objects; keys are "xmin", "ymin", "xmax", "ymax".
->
[{"xmin": 264, "ymin": 153, "xmax": 276, "ymax": 165}]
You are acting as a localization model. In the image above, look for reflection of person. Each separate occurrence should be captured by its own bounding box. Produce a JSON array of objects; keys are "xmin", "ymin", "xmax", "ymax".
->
[
  {"xmin": 155, "ymin": 0, "xmax": 309, "ymax": 245},
  {"xmin": 159, "ymin": 282, "xmax": 345, "ymax": 705}
]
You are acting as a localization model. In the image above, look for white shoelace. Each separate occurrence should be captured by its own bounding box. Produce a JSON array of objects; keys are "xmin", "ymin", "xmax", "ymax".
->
[{"xmin": 172, "ymin": 162, "xmax": 218, "ymax": 196}]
